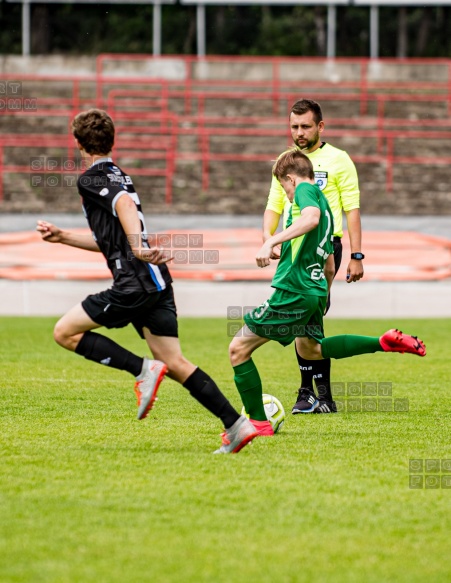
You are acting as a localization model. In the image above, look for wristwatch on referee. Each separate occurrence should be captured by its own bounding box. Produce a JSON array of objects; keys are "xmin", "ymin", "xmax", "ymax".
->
[{"xmin": 351, "ymin": 252, "xmax": 365, "ymax": 260}]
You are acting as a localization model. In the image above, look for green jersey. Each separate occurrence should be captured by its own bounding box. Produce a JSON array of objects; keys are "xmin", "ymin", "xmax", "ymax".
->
[{"xmin": 271, "ymin": 182, "xmax": 334, "ymax": 296}]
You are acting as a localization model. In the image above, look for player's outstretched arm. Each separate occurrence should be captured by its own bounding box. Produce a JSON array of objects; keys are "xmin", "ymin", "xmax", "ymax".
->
[
  {"xmin": 256, "ymin": 206, "xmax": 320, "ymax": 268},
  {"xmin": 36, "ymin": 220, "xmax": 100, "ymax": 251}
]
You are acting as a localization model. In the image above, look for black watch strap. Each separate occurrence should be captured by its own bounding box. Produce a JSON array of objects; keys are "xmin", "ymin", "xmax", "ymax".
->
[{"xmin": 351, "ymin": 252, "xmax": 365, "ymax": 260}]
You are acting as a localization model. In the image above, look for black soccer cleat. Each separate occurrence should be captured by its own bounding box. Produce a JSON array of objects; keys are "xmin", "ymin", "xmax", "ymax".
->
[
  {"xmin": 314, "ymin": 398, "xmax": 337, "ymax": 414},
  {"xmin": 292, "ymin": 388, "xmax": 319, "ymax": 414}
]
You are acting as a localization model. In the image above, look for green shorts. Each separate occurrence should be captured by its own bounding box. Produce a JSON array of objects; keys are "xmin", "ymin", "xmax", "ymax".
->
[{"xmin": 243, "ymin": 288, "xmax": 326, "ymax": 347}]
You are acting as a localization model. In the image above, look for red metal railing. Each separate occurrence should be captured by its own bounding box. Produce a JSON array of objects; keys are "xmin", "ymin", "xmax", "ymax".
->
[
  {"xmin": 2, "ymin": 120, "xmax": 451, "ymax": 200},
  {"xmin": 95, "ymin": 54, "xmax": 451, "ymax": 116},
  {"xmin": 0, "ymin": 132, "xmax": 176, "ymax": 204},
  {"xmin": 2, "ymin": 56, "xmax": 451, "ymax": 205}
]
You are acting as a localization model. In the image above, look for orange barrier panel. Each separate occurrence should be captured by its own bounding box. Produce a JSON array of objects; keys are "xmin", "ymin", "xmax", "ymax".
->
[{"xmin": 1, "ymin": 229, "xmax": 450, "ymax": 282}]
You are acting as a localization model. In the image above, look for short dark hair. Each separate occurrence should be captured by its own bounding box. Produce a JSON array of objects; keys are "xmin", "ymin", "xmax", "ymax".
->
[
  {"xmin": 290, "ymin": 99, "xmax": 323, "ymax": 125},
  {"xmin": 272, "ymin": 147, "xmax": 315, "ymax": 182},
  {"xmin": 71, "ymin": 109, "xmax": 115, "ymax": 155}
]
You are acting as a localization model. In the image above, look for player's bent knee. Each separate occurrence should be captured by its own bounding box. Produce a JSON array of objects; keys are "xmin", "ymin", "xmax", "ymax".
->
[
  {"xmin": 296, "ymin": 338, "xmax": 322, "ymax": 360},
  {"xmin": 229, "ymin": 338, "xmax": 250, "ymax": 367},
  {"xmin": 53, "ymin": 321, "xmax": 74, "ymax": 349},
  {"xmin": 164, "ymin": 354, "xmax": 195, "ymax": 382},
  {"xmin": 53, "ymin": 322, "xmax": 66, "ymax": 347},
  {"xmin": 228, "ymin": 338, "xmax": 239, "ymax": 364},
  {"xmin": 302, "ymin": 346, "xmax": 322, "ymax": 360},
  {"xmin": 300, "ymin": 348, "xmax": 316, "ymax": 360}
]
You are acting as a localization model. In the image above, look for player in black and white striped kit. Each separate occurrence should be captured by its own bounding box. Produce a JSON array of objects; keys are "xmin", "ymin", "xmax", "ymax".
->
[{"xmin": 37, "ymin": 108, "xmax": 257, "ymax": 454}]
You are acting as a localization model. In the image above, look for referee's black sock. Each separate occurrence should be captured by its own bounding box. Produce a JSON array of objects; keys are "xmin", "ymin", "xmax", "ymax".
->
[
  {"xmin": 183, "ymin": 367, "xmax": 240, "ymax": 429},
  {"xmin": 295, "ymin": 347, "xmax": 315, "ymax": 391},
  {"xmin": 312, "ymin": 358, "xmax": 333, "ymax": 402},
  {"xmin": 295, "ymin": 349, "xmax": 333, "ymax": 402},
  {"xmin": 75, "ymin": 331, "xmax": 143, "ymax": 377}
]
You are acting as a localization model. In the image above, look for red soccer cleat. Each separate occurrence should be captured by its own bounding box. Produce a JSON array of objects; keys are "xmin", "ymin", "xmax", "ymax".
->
[
  {"xmin": 379, "ymin": 328, "xmax": 426, "ymax": 357},
  {"xmin": 214, "ymin": 416, "xmax": 259, "ymax": 454},
  {"xmin": 250, "ymin": 419, "xmax": 275, "ymax": 436}
]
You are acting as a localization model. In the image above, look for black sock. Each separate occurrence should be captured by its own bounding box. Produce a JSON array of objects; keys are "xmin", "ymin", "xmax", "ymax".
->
[
  {"xmin": 183, "ymin": 368, "xmax": 240, "ymax": 429},
  {"xmin": 75, "ymin": 331, "xmax": 143, "ymax": 377},
  {"xmin": 313, "ymin": 358, "xmax": 332, "ymax": 402},
  {"xmin": 295, "ymin": 347, "xmax": 315, "ymax": 391}
]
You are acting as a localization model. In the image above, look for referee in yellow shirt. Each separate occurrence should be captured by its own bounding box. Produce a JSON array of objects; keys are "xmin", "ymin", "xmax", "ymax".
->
[{"xmin": 263, "ymin": 98, "xmax": 364, "ymax": 414}]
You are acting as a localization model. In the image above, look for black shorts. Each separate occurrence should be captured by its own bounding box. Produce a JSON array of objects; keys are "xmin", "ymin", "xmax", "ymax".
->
[
  {"xmin": 81, "ymin": 285, "xmax": 178, "ymax": 339},
  {"xmin": 324, "ymin": 237, "xmax": 343, "ymax": 315},
  {"xmin": 333, "ymin": 236, "xmax": 343, "ymax": 275}
]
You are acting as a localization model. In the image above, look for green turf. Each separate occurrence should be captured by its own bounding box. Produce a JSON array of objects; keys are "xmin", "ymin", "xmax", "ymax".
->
[{"xmin": 1, "ymin": 316, "xmax": 450, "ymax": 583}]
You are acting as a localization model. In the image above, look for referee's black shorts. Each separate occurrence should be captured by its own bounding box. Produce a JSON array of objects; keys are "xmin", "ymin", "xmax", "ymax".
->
[
  {"xmin": 333, "ymin": 236, "xmax": 343, "ymax": 275},
  {"xmin": 81, "ymin": 284, "xmax": 178, "ymax": 338},
  {"xmin": 324, "ymin": 236, "xmax": 343, "ymax": 315}
]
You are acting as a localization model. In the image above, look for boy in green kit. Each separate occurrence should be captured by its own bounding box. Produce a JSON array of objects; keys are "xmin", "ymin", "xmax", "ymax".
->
[{"xmin": 229, "ymin": 148, "xmax": 426, "ymax": 435}]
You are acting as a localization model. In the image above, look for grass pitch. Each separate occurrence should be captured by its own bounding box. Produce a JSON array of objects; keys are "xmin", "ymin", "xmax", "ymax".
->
[{"xmin": 1, "ymin": 316, "xmax": 450, "ymax": 583}]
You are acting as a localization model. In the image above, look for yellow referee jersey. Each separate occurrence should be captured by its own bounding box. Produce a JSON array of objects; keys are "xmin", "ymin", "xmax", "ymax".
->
[{"xmin": 266, "ymin": 142, "xmax": 360, "ymax": 238}]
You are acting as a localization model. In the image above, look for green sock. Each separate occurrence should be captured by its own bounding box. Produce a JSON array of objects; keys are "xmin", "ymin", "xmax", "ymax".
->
[
  {"xmin": 233, "ymin": 359, "xmax": 267, "ymax": 421},
  {"xmin": 321, "ymin": 335, "xmax": 383, "ymax": 360}
]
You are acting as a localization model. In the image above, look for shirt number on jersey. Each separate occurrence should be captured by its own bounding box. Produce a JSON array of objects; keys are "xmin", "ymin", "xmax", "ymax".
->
[{"xmin": 253, "ymin": 301, "xmax": 269, "ymax": 319}]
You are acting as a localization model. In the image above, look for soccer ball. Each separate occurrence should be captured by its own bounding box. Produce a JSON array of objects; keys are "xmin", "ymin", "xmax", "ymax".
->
[
  {"xmin": 241, "ymin": 393, "xmax": 285, "ymax": 434},
  {"xmin": 262, "ymin": 394, "xmax": 285, "ymax": 433}
]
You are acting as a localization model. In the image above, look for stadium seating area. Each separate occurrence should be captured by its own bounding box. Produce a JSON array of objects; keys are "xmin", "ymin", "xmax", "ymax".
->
[{"xmin": 1, "ymin": 54, "xmax": 451, "ymax": 215}]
